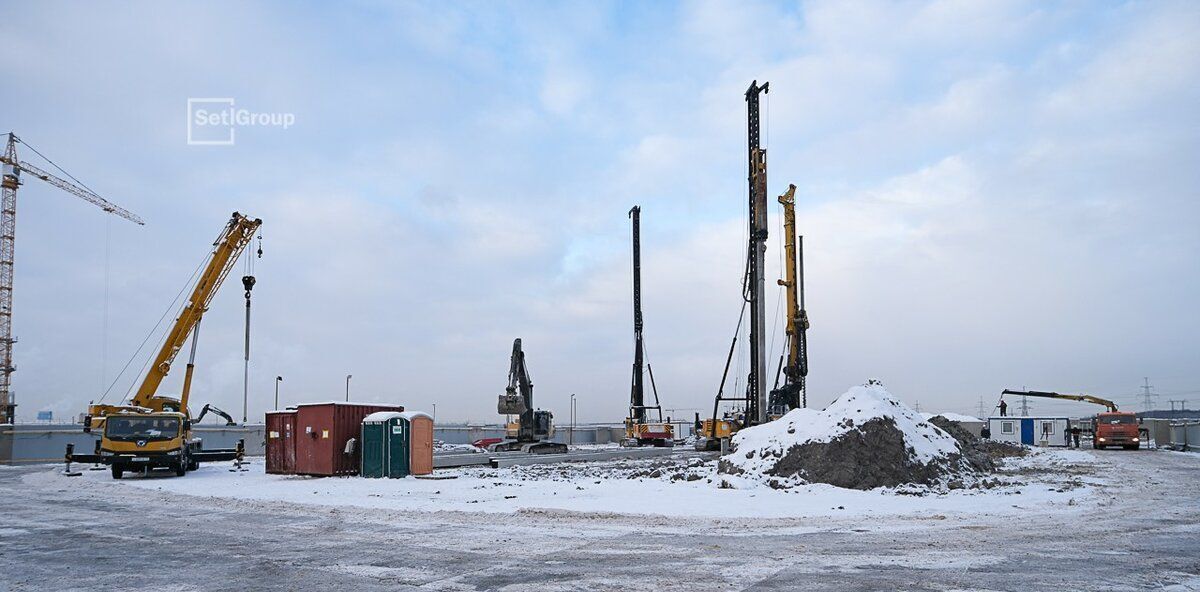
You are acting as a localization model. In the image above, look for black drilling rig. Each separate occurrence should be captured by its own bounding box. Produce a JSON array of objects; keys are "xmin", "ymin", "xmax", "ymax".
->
[{"xmin": 623, "ymin": 206, "xmax": 673, "ymax": 447}]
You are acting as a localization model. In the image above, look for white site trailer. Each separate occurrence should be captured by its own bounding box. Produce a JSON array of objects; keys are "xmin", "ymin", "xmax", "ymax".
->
[{"xmin": 988, "ymin": 416, "xmax": 1071, "ymax": 447}]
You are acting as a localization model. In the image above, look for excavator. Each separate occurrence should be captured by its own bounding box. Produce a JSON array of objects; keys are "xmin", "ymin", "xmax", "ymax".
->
[
  {"xmin": 1001, "ymin": 389, "xmax": 1142, "ymax": 450},
  {"xmin": 194, "ymin": 404, "xmax": 237, "ymax": 426},
  {"xmin": 67, "ymin": 212, "xmax": 261, "ymax": 478},
  {"xmin": 493, "ymin": 338, "xmax": 568, "ymax": 454}
]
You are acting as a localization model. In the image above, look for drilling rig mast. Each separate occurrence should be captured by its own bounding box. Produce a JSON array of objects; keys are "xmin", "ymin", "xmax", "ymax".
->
[
  {"xmin": 769, "ymin": 184, "xmax": 809, "ymax": 415},
  {"xmin": 623, "ymin": 206, "xmax": 672, "ymax": 447},
  {"xmin": 0, "ymin": 133, "xmax": 143, "ymax": 424},
  {"xmin": 745, "ymin": 80, "xmax": 770, "ymax": 427}
]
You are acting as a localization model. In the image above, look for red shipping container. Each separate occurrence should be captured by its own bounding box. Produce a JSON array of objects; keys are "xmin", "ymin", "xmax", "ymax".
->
[
  {"xmin": 294, "ymin": 402, "xmax": 403, "ymax": 476},
  {"xmin": 265, "ymin": 410, "xmax": 297, "ymax": 474}
]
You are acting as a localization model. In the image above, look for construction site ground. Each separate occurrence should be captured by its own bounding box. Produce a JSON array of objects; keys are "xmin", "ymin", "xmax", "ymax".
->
[{"xmin": 1, "ymin": 448, "xmax": 1198, "ymax": 591}]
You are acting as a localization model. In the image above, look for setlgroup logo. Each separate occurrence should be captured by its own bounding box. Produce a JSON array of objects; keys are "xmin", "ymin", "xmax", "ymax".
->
[{"xmin": 187, "ymin": 98, "xmax": 295, "ymax": 145}]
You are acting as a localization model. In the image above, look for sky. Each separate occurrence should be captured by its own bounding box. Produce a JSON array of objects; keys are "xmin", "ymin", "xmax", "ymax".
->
[{"xmin": 1, "ymin": 0, "xmax": 1197, "ymax": 424}]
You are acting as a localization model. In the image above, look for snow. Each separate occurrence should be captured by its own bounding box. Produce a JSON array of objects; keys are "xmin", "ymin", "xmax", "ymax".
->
[
  {"xmin": 398, "ymin": 411, "xmax": 432, "ymax": 421},
  {"xmin": 725, "ymin": 384, "xmax": 962, "ymax": 481},
  {"xmin": 921, "ymin": 412, "xmax": 982, "ymax": 423},
  {"xmin": 86, "ymin": 448, "xmax": 1097, "ymax": 522},
  {"xmin": 362, "ymin": 411, "xmax": 404, "ymax": 422}
]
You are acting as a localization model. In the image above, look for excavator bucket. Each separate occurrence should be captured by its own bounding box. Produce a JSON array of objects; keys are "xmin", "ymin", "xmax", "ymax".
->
[{"xmin": 497, "ymin": 390, "xmax": 527, "ymax": 415}]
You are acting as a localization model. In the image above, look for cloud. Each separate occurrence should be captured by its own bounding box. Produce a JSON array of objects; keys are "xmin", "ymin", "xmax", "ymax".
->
[{"xmin": 1, "ymin": 0, "xmax": 1196, "ymax": 424}]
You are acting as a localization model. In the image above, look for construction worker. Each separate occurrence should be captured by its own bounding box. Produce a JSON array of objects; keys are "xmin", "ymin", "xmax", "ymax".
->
[
  {"xmin": 999, "ymin": 400, "xmax": 1008, "ymax": 417},
  {"xmin": 981, "ymin": 423, "xmax": 991, "ymax": 439},
  {"xmin": 1071, "ymin": 426, "xmax": 1082, "ymax": 448}
]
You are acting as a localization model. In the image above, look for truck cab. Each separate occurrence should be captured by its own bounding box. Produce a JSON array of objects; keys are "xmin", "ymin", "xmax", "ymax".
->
[
  {"xmin": 100, "ymin": 412, "xmax": 194, "ymax": 478},
  {"xmin": 1093, "ymin": 411, "xmax": 1140, "ymax": 450}
]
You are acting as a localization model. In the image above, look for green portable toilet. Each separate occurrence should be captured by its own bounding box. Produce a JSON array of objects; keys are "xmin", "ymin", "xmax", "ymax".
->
[
  {"xmin": 361, "ymin": 411, "xmax": 403, "ymax": 478},
  {"xmin": 386, "ymin": 416, "xmax": 410, "ymax": 479}
]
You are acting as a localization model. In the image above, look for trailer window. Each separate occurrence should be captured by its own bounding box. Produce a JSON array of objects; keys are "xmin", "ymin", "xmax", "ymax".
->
[
  {"xmin": 106, "ymin": 417, "xmax": 180, "ymax": 441},
  {"xmin": 1001, "ymin": 421, "xmax": 1014, "ymax": 434},
  {"xmin": 1040, "ymin": 421, "xmax": 1055, "ymax": 435}
]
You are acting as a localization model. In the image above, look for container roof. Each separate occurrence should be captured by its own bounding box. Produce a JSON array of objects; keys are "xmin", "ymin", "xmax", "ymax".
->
[
  {"xmin": 295, "ymin": 401, "xmax": 404, "ymax": 408},
  {"xmin": 363, "ymin": 411, "xmax": 405, "ymax": 422},
  {"xmin": 399, "ymin": 411, "xmax": 433, "ymax": 421}
]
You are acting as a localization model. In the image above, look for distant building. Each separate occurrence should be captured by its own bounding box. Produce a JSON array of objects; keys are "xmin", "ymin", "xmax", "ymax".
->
[
  {"xmin": 1137, "ymin": 409, "xmax": 1200, "ymax": 421},
  {"xmin": 988, "ymin": 416, "xmax": 1070, "ymax": 447}
]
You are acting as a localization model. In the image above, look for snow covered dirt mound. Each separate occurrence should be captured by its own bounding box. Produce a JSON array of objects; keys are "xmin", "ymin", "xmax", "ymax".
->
[{"xmin": 718, "ymin": 384, "xmax": 977, "ymax": 490}]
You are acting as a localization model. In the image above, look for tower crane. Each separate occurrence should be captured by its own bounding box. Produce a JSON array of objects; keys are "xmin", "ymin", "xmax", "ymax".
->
[{"xmin": 0, "ymin": 133, "xmax": 143, "ymax": 424}]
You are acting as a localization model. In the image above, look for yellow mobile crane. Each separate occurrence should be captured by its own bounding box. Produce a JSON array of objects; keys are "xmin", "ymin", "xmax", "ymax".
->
[{"xmin": 68, "ymin": 212, "xmax": 261, "ymax": 478}]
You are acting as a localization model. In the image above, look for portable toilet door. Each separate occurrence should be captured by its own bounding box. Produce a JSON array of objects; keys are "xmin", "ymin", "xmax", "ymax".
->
[
  {"xmin": 386, "ymin": 417, "xmax": 410, "ymax": 478},
  {"xmin": 401, "ymin": 411, "xmax": 435, "ymax": 476},
  {"xmin": 361, "ymin": 421, "xmax": 386, "ymax": 478}
]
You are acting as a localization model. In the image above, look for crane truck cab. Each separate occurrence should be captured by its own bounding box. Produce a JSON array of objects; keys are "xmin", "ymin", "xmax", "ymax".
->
[
  {"xmin": 100, "ymin": 412, "xmax": 192, "ymax": 478},
  {"xmin": 1093, "ymin": 411, "xmax": 1141, "ymax": 450}
]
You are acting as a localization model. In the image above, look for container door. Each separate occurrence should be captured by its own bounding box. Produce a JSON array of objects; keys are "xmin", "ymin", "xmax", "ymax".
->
[
  {"xmin": 387, "ymin": 419, "xmax": 409, "ymax": 478},
  {"xmin": 283, "ymin": 415, "xmax": 296, "ymax": 473},
  {"xmin": 361, "ymin": 423, "xmax": 385, "ymax": 478},
  {"xmin": 1020, "ymin": 418, "xmax": 1034, "ymax": 445}
]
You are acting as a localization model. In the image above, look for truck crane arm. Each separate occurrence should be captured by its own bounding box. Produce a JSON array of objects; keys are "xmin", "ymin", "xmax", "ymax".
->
[
  {"xmin": 1001, "ymin": 389, "xmax": 1119, "ymax": 413},
  {"xmin": 130, "ymin": 212, "xmax": 261, "ymax": 413}
]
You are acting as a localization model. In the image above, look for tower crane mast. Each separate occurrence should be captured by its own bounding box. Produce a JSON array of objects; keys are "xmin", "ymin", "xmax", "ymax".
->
[{"xmin": 0, "ymin": 133, "xmax": 143, "ymax": 424}]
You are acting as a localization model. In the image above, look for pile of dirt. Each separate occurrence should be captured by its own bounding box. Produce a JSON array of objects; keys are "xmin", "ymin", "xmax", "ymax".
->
[
  {"xmin": 927, "ymin": 414, "xmax": 1026, "ymax": 471},
  {"xmin": 717, "ymin": 385, "xmax": 981, "ymax": 490}
]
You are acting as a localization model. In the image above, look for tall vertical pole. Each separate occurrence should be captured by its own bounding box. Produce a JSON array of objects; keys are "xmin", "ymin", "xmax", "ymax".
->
[
  {"xmin": 629, "ymin": 206, "xmax": 646, "ymax": 423},
  {"xmin": 274, "ymin": 376, "xmax": 282, "ymax": 410},
  {"xmin": 0, "ymin": 134, "xmax": 19, "ymax": 425},
  {"xmin": 345, "ymin": 374, "xmax": 352, "ymax": 402},
  {"xmin": 745, "ymin": 80, "xmax": 770, "ymax": 426}
]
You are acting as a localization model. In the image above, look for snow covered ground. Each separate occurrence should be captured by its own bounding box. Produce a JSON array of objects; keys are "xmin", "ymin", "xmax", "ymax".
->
[
  {"xmin": 80, "ymin": 446, "xmax": 1098, "ymax": 521},
  {"xmin": 4, "ymin": 446, "xmax": 1199, "ymax": 590}
]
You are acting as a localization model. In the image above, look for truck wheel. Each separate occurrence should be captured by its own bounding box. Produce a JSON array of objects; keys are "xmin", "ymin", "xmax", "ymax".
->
[
  {"xmin": 174, "ymin": 461, "xmax": 186, "ymax": 476},
  {"xmin": 187, "ymin": 459, "xmax": 199, "ymax": 471},
  {"xmin": 111, "ymin": 465, "xmax": 123, "ymax": 479}
]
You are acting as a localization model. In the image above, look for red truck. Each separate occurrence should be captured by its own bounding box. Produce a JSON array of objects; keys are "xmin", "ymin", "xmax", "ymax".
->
[
  {"xmin": 1001, "ymin": 390, "xmax": 1142, "ymax": 450},
  {"xmin": 1092, "ymin": 411, "xmax": 1141, "ymax": 450}
]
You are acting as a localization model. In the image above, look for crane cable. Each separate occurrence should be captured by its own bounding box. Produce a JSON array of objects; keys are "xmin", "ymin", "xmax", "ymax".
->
[
  {"xmin": 12, "ymin": 136, "xmax": 104, "ymax": 199},
  {"xmin": 97, "ymin": 243, "xmax": 211, "ymax": 404}
]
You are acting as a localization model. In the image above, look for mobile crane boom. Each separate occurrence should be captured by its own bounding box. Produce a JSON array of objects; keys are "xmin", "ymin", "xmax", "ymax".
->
[
  {"xmin": 134, "ymin": 212, "xmax": 261, "ymax": 413},
  {"xmin": 1001, "ymin": 389, "xmax": 1119, "ymax": 413}
]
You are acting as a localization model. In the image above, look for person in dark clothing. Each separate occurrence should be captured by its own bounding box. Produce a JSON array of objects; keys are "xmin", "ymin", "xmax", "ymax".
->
[
  {"xmin": 999, "ymin": 400, "xmax": 1008, "ymax": 416},
  {"xmin": 981, "ymin": 424, "xmax": 992, "ymax": 439},
  {"xmin": 1071, "ymin": 426, "xmax": 1082, "ymax": 448}
]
